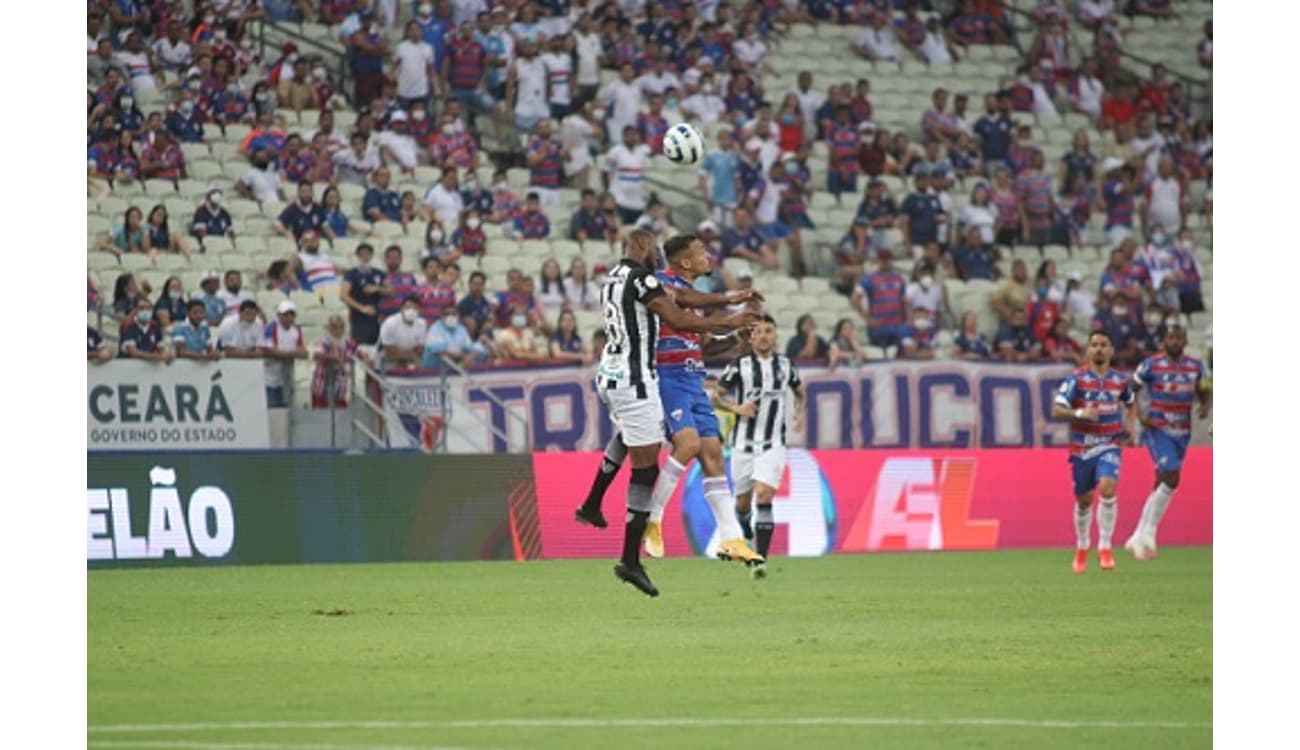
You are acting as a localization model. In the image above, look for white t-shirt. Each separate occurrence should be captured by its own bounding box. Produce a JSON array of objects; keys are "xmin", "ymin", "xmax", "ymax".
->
[
  {"xmin": 573, "ymin": 31, "xmax": 602, "ymax": 86},
  {"xmin": 603, "ymin": 144, "xmax": 652, "ymax": 210},
  {"xmin": 451, "ymin": 0, "xmax": 488, "ymax": 27},
  {"xmin": 379, "ymin": 313, "xmax": 428, "ymax": 351},
  {"xmin": 304, "ymin": 127, "xmax": 350, "ymax": 154},
  {"xmin": 790, "ymin": 87, "xmax": 826, "ymax": 129},
  {"xmin": 637, "ymin": 71, "xmax": 682, "ymax": 98},
  {"xmin": 919, "ymin": 31, "xmax": 952, "ymax": 65},
  {"xmin": 959, "ymin": 204, "xmax": 997, "ymax": 245},
  {"xmin": 217, "ymin": 289, "xmax": 254, "ymax": 319},
  {"xmin": 905, "ymin": 282, "xmax": 943, "ymax": 315},
  {"xmin": 1074, "ymin": 76, "xmax": 1104, "ymax": 119},
  {"xmin": 564, "ymin": 279, "xmax": 601, "ymax": 310},
  {"xmin": 540, "ymin": 51, "xmax": 573, "ymax": 106},
  {"xmin": 372, "ymin": 131, "xmax": 420, "ymax": 170},
  {"xmin": 332, "ymin": 146, "xmax": 382, "ymax": 185},
  {"xmin": 393, "ymin": 40, "xmax": 435, "ymax": 99},
  {"xmin": 1146, "ymin": 177, "xmax": 1183, "ymax": 234},
  {"xmin": 152, "ymin": 38, "xmax": 192, "ymax": 71},
  {"xmin": 240, "ymin": 167, "xmax": 282, "ymax": 203},
  {"xmin": 1131, "ymin": 132, "xmax": 1166, "ymax": 180},
  {"xmin": 561, "ymin": 114, "xmax": 597, "ymax": 174},
  {"xmin": 513, "ymin": 56, "xmax": 549, "ymax": 118},
  {"xmin": 217, "ymin": 316, "xmax": 266, "ymax": 352},
  {"xmin": 1064, "ymin": 287, "xmax": 1096, "ymax": 322},
  {"xmin": 1078, "ymin": 0, "xmax": 1116, "ymax": 24},
  {"xmin": 263, "ymin": 322, "xmax": 304, "ymax": 388},
  {"xmin": 751, "ymin": 180, "xmax": 783, "ymax": 225},
  {"xmin": 536, "ymin": 281, "xmax": 567, "ymax": 318},
  {"xmin": 855, "ymin": 27, "xmax": 898, "ymax": 60},
  {"xmin": 733, "ymin": 38, "xmax": 767, "ymax": 69},
  {"xmin": 681, "ymin": 93, "xmax": 726, "ymax": 126},
  {"xmin": 422, "ymin": 183, "xmax": 465, "ymax": 223},
  {"xmin": 116, "ymin": 50, "xmax": 157, "ymax": 91},
  {"xmin": 601, "ymin": 79, "xmax": 643, "ymax": 131}
]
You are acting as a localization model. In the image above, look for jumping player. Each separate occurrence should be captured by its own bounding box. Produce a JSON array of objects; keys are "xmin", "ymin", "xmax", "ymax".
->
[
  {"xmin": 1051, "ymin": 329, "xmax": 1139, "ymax": 574},
  {"xmin": 589, "ymin": 229, "xmax": 757, "ymax": 597},
  {"xmin": 712, "ymin": 314, "xmax": 806, "ymax": 579},
  {"xmin": 1126, "ymin": 325, "xmax": 1211, "ymax": 560}
]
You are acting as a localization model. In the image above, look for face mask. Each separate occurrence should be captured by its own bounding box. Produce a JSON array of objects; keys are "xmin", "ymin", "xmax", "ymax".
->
[
  {"xmin": 1151, "ymin": 232, "xmax": 1166, "ymax": 246},
  {"xmin": 592, "ymin": 107, "xmax": 605, "ymax": 120},
  {"xmin": 204, "ymin": 15, "xmax": 215, "ymax": 25},
  {"xmin": 286, "ymin": 54, "xmax": 299, "ymax": 65},
  {"xmin": 443, "ymin": 315, "xmax": 458, "ymax": 328},
  {"xmin": 467, "ymin": 217, "xmax": 481, "ymax": 230},
  {"xmin": 914, "ymin": 317, "xmax": 933, "ymax": 331},
  {"xmin": 667, "ymin": 97, "xmax": 679, "ymax": 109},
  {"xmin": 214, "ymin": 29, "xmax": 227, "ymax": 40},
  {"xmin": 136, "ymin": 309, "xmax": 153, "ymax": 324},
  {"xmin": 920, "ymin": 275, "xmax": 933, "ymax": 289},
  {"xmin": 401, "ymin": 308, "xmax": 418, "ymax": 323},
  {"xmin": 412, "ymin": 109, "xmax": 425, "ymax": 121},
  {"xmin": 511, "ymin": 315, "xmax": 527, "ymax": 328},
  {"xmin": 226, "ymin": 84, "xmax": 239, "ymax": 95},
  {"xmin": 780, "ymin": 113, "xmax": 796, "ymax": 126},
  {"xmin": 255, "ymin": 91, "xmax": 270, "ymax": 102},
  {"xmin": 313, "ymin": 67, "xmax": 327, "ymax": 80},
  {"xmin": 419, "ymin": 4, "xmax": 433, "ymax": 16},
  {"xmin": 209, "ymin": 193, "xmax": 223, "ymax": 206},
  {"xmin": 441, "ymin": 124, "xmax": 454, "ymax": 136},
  {"xmin": 1112, "ymin": 305, "xmax": 1128, "ymax": 317},
  {"xmin": 168, "ymin": 290, "xmax": 181, "ymax": 299},
  {"xmin": 240, "ymin": 38, "xmax": 252, "ymax": 50},
  {"xmin": 1037, "ymin": 285, "xmax": 1049, "ymax": 297},
  {"xmin": 180, "ymin": 101, "xmax": 194, "ymax": 115},
  {"xmin": 463, "ymin": 178, "xmax": 477, "ymax": 191},
  {"xmin": 121, "ymin": 97, "xmax": 134, "ymax": 108},
  {"xmin": 429, "ymin": 229, "xmax": 444, "ymax": 243}
]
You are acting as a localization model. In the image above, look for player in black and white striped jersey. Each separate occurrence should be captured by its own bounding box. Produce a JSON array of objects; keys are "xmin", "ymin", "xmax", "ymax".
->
[
  {"xmin": 712, "ymin": 315, "xmax": 806, "ymax": 577},
  {"xmin": 583, "ymin": 229, "xmax": 759, "ymax": 597}
]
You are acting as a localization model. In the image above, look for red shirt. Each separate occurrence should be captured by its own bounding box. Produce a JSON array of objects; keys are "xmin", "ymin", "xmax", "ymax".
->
[{"xmin": 1101, "ymin": 95, "xmax": 1137, "ymax": 126}]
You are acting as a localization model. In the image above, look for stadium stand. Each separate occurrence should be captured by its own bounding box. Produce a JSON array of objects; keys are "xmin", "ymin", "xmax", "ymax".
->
[{"xmin": 87, "ymin": 0, "xmax": 1212, "ymax": 408}]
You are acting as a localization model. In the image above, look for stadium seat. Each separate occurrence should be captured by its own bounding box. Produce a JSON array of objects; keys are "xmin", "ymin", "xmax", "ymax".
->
[
  {"xmin": 119, "ymin": 254, "xmax": 152, "ymax": 272},
  {"xmin": 201, "ymin": 235, "xmax": 235, "ymax": 254},
  {"xmin": 155, "ymin": 254, "xmax": 190, "ymax": 272},
  {"xmin": 290, "ymin": 290, "xmax": 322, "ymax": 310},
  {"xmin": 87, "ymin": 253, "xmax": 120, "ymax": 271}
]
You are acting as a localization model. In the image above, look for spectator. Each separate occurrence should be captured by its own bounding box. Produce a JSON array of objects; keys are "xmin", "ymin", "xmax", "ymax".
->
[
  {"xmin": 371, "ymin": 246, "xmax": 413, "ymax": 322},
  {"xmin": 785, "ymin": 314, "xmax": 830, "ymax": 363},
  {"xmin": 495, "ymin": 307, "xmax": 546, "ymax": 360},
  {"xmin": 1070, "ymin": 57, "xmax": 1105, "ymax": 121},
  {"xmin": 363, "ymin": 166, "xmax": 403, "ymax": 223},
  {"xmin": 319, "ymin": 186, "xmax": 352, "ymax": 238},
  {"xmin": 457, "ymin": 270, "xmax": 495, "ymax": 339},
  {"xmin": 889, "ymin": 131, "xmax": 920, "ymax": 180},
  {"xmin": 459, "ymin": 168, "xmax": 494, "ymax": 216},
  {"xmin": 1025, "ymin": 279, "xmax": 1062, "ymax": 343},
  {"xmin": 399, "ymin": 190, "xmax": 423, "ymax": 229},
  {"xmin": 569, "ymin": 188, "xmax": 615, "ymax": 244},
  {"xmin": 856, "ymin": 178, "xmax": 898, "ymax": 251},
  {"xmin": 922, "ymin": 89, "xmax": 963, "ymax": 147},
  {"xmin": 513, "ymin": 192, "xmax": 552, "ymax": 240},
  {"xmin": 1100, "ymin": 159, "xmax": 1137, "ymax": 246},
  {"xmin": 393, "ymin": 20, "xmax": 436, "ymax": 111},
  {"xmin": 422, "ymin": 168, "xmax": 465, "ymax": 225},
  {"xmin": 308, "ymin": 314, "xmax": 362, "ymax": 408},
  {"xmin": 119, "ymin": 298, "xmax": 172, "ymax": 362},
  {"xmin": 1062, "ymin": 270, "xmax": 1097, "ymax": 324},
  {"xmin": 190, "ymin": 189, "xmax": 235, "ymax": 246},
  {"xmin": 96, "ymin": 206, "xmax": 147, "ymax": 258},
  {"xmin": 534, "ymin": 258, "xmax": 568, "ymax": 322},
  {"xmin": 276, "ymin": 181, "xmax": 330, "ymax": 240},
  {"xmin": 164, "ymin": 92, "xmax": 205, "ymax": 144},
  {"xmin": 905, "ymin": 269, "xmax": 946, "ymax": 320},
  {"xmin": 263, "ymin": 300, "xmax": 308, "ymax": 407},
  {"xmin": 1042, "ymin": 318, "xmax": 1083, "ymax": 365},
  {"xmin": 828, "ymin": 318, "xmax": 867, "ymax": 371},
  {"xmin": 991, "ymin": 258, "xmax": 1032, "ymax": 323},
  {"xmin": 266, "ymin": 260, "xmax": 302, "ymax": 295},
  {"xmin": 507, "ymin": 38, "xmax": 550, "ymax": 134},
  {"xmin": 333, "ymin": 131, "xmax": 382, "ymax": 186},
  {"xmin": 852, "ymin": 250, "xmax": 909, "ymax": 351},
  {"xmin": 172, "ymin": 299, "xmax": 220, "ymax": 360},
  {"xmin": 722, "ymin": 206, "xmax": 780, "ymax": 271},
  {"xmin": 141, "ymin": 205, "xmax": 192, "ymax": 257},
  {"xmin": 1198, "ymin": 20, "xmax": 1212, "ymax": 69},
  {"xmin": 835, "ymin": 216, "xmax": 874, "ymax": 293},
  {"xmin": 490, "ymin": 169, "xmax": 522, "ymax": 224},
  {"xmin": 423, "ymin": 305, "xmax": 488, "ymax": 368},
  {"xmin": 548, "ymin": 309, "xmax": 590, "ymax": 364},
  {"xmin": 1014, "ymin": 151, "xmax": 1057, "ymax": 247},
  {"xmin": 899, "ymin": 307, "xmax": 939, "ymax": 360},
  {"xmin": 825, "ymin": 107, "xmax": 861, "ymax": 204},
  {"xmin": 348, "ymin": 10, "xmax": 388, "ymax": 104},
  {"xmin": 788, "ymin": 71, "xmax": 826, "ymax": 133},
  {"xmin": 899, "ymin": 168, "xmax": 948, "ymax": 249},
  {"xmin": 444, "ymin": 20, "xmax": 490, "ymax": 128},
  {"xmin": 1078, "ymin": 0, "xmax": 1118, "ymax": 28},
  {"xmin": 949, "ymin": 0, "xmax": 1007, "ymax": 45},
  {"xmin": 1035, "ymin": 259, "xmax": 1067, "ymax": 304},
  {"xmin": 1169, "ymin": 231, "xmax": 1206, "ymax": 315},
  {"xmin": 294, "ymin": 230, "xmax": 338, "ymax": 292},
  {"xmin": 152, "ymin": 276, "xmax": 187, "ymax": 328},
  {"xmin": 562, "ymin": 257, "xmax": 600, "ymax": 312},
  {"xmin": 559, "ymin": 99, "xmax": 602, "ymax": 190},
  {"xmin": 217, "ymin": 300, "xmax": 267, "ymax": 358},
  {"xmin": 993, "ymin": 308, "xmax": 1041, "ymax": 362},
  {"xmin": 853, "ymin": 12, "xmax": 900, "ymax": 61},
  {"xmin": 973, "ymin": 92, "xmax": 1015, "ymax": 174},
  {"xmin": 1100, "ymin": 79, "xmax": 1139, "ymax": 131},
  {"xmin": 951, "ymin": 311, "xmax": 993, "ymax": 360},
  {"xmin": 602, "ymin": 126, "xmax": 651, "ymax": 225},
  {"xmin": 372, "ymin": 110, "xmax": 421, "ymax": 176},
  {"xmin": 959, "ymin": 182, "xmax": 997, "ymax": 248},
  {"xmin": 112, "ymin": 273, "xmax": 147, "ymax": 321},
  {"xmin": 218, "ymin": 270, "xmax": 253, "ymax": 320},
  {"xmin": 1143, "ymin": 156, "xmax": 1187, "ymax": 236},
  {"xmin": 698, "ymin": 129, "xmax": 742, "ymax": 226},
  {"xmin": 1006, "ymin": 125, "xmax": 1042, "ymax": 177},
  {"xmin": 88, "ymin": 325, "xmax": 113, "ymax": 362},
  {"xmin": 340, "ymin": 243, "xmax": 385, "ymax": 345},
  {"xmin": 234, "ymin": 148, "xmax": 284, "ymax": 204}
]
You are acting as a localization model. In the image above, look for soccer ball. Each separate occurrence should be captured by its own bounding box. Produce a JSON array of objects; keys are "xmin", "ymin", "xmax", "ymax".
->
[{"xmin": 662, "ymin": 123, "xmax": 705, "ymax": 166}]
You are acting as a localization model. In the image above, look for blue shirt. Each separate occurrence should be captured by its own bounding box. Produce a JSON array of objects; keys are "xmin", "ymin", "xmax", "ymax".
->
[
  {"xmin": 171, "ymin": 320, "xmax": 212, "ymax": 354},
  {"xmin": 191, "ymin": 205, "xmax": 232, "ymax": 237},
  {"xmin": 324, "ymin": 208, "xmax": 350, "ymax": 237},
  {"xmin": 363, "ymin": 187, "xmax": 402, "ymax": 222},
  {"xmin": 569, "ymin": 208, "xmax": 611, "ymax": 240},
  {"xmin": 422, "ymin": 320, "xmax": 475, "ymax": 367},
  {"xmin": 197, "ymin": 293, "xmax": 226, "ymax": 323},
  {"xmin": 457, "ymin": 293, "xmax": 492, "ymax": 327},
  {"xmin": 278, "ymin": 202, "xmax": 326, "ymax": 239},
  {"xmin": 343, "ymin": 266, "xmax": 386, "ymax": 312},
  {"xmin": 900, "ymin": 191, "xmax": 945, "ymax": 244},
  {"xmin": 119, "ymin": 320, "xmax": 162, "ymax": 356},
  {"xmin": 421, "ymin": 17, "xmax": 451, "ymax": 69},
  {"xmin": 955, "ymin": 332, "xmax": 992, "ymax": 358},
  {"xmin": 951, "ymin": 243, "xmax": 997, "ymax": 280},
  {"xmin": 477, "ymin": 30, "xmax": 509, "ymax": 88},
  {"xmin": 721, "ymin": 226, "xmax": 767, "ymax": 258},
  {"xmin": 973, "ymin": 115, "xmax": 1014, "ymax": 161},
  {"xmin": 700, "ymin": 150, "xmax": 740, "ymax": 207},
  {"xmin": 165, "ymin": 111, "xmax": 205, "ymax": 143},
  {"xmin": 461, "ymin": 187, "xmax": 494, "ymax": 215}
]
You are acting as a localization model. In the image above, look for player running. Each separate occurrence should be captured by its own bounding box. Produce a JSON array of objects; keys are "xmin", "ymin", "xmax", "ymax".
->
[
  {"xmin": 589, "ymin": 229, "xmax": 758, "ymax": 597},
  {"xmin": 712, "ymin": 314, "xmax": 806, "ymax": 579},
  {"xmin": 1051, "ymin": 330, "xmax": 1139, "ymax": 574},
  {"xmin": 1126, "ymin": 325, "xmax": 1211, "ymax": 560},
  {"xmin": 575, "ymin": 234, "xmax": 766, "ymax": 570}
]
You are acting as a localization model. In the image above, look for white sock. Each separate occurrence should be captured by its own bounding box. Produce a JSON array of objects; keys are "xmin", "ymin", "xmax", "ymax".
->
[
  {"xmin": 648, "ymin": 456, "xmax": 687, "ymax": 524},
  {"xmin": 1140, "ymin": 483, "xmax": 1175, "ymax": 541},
  {"xmin": 1075, "ymin": 504, "xmax": 1092, "ymax": 550},
  {"xmin": 703, "ymin": 476, "xmax": 744, "ymax": 541},
  {"xmin": 1097, "ymin": 495, "xmax": 1118, "ymax": 550}
]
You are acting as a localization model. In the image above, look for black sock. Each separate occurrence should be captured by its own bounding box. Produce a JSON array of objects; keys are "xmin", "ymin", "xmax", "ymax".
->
[
  {"xmin": 755, "ymin": 504, "xmax": 775, "ymax": 558},
  {"xmin": 622, "ymin": 510, "xmax": 649, "ymax": 568},
  {"xmin": 582, "ymin": 457, "xmax": 621, "ymax": 511}
]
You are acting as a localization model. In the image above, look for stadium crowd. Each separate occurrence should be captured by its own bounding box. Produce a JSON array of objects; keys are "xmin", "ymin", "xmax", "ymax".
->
[{"xmin": 87, "ymin": 0, "xmax": 1212, "ymax": 408}]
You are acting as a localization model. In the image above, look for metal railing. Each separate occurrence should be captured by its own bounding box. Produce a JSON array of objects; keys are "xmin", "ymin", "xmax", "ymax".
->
[{"xmin": 432, "ymin": 354, "xmax": 530, "ymax": 453}]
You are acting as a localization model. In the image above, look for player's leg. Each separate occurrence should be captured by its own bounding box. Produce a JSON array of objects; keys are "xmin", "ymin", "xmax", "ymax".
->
[
  {"xmin": 575, "ymin": 431, "xmax": 628, "ymax": 528},
  {"xmin": 1131, "ymin": 431, "xmax": 1185, "ymax": 557},
  {"xmin": 732, "ymin": 451, "xmax": 756, "ymax": 541},
  {"xmin": 609, "ymin": 390, "xmax": 666, "ymax": 596},
  {"xmin": 1071, "ymin": 456, "xmax": 1097, "ymax": 574},
  {"xmin": 1094, "ymin": 451, "xmax": 1122, "ymax": 571},
  {"xmin": 643, "ymin": 428, "xmax": 699, "ymax": 558},
  {"xmin": 751, "ymin": 447, "xmax": 787, "ymax": 560},
  {"xmin": 698, "ymin": 436, "xmax": 763, "ymax": 563}
]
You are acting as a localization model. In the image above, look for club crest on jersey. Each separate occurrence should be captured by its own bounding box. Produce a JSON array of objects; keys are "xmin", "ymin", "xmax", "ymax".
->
[
  {"xmin": 670, "ymin": 408, "xmax": 684, "ymax": 420},
  {"xmin": 645, "ymin": 275, "xmax": 659, "ymax": 288}
]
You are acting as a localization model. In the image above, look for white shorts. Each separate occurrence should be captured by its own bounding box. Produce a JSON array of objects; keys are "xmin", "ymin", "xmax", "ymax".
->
[
  {"xmin": 731, "ymin": 446, "xmax": 787, "ymax": 496},
  {"xmin": 600, "ymin": 381, "xmax": 665, "ymax": 448}
]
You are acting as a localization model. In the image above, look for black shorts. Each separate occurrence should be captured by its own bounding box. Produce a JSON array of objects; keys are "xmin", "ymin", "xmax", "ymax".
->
[{"xmin": 350, "ymin": 313, "xmax": 380, "ymax": 345}]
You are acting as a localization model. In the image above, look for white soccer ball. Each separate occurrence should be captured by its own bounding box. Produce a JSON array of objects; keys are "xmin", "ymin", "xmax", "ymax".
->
[{"xmin": 662, "ymin": 123, "xmax": 705, "ymax": 166}]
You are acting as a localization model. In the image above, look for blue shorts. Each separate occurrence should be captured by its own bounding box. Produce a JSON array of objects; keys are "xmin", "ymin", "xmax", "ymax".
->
[
  {"xmin": 1070, "ymin": 449, "xmax": 1122, "ymax": 497},
  {"xmin": 762, "ymin": 222, "xmax": 791, "ymax": 240},
  {"xmin": 1143, "ymin": 429, "xmax": 1190, "ymax": 473},
  {"xmin": 658, "ymin": 368, "xmax": 720, "ymax": 440}
]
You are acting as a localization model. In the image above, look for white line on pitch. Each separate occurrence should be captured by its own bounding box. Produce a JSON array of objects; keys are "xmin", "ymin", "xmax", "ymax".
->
[
  {"xmin": 87, "ymin": 742, "xmax": 486, "ymax": 750},
  {"xmin": 87, "ymin": 717, "xmax": 1210, "ymax": 733}
]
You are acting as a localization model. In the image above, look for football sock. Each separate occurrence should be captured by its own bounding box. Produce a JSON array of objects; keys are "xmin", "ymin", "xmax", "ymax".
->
[
  {"xmin": 1140, "ymin": 483, "xmax": 1175, "ymax": 540},
  {"xmin": 1075, "ymin": 504, "xmax": 1092, "ymax": 550},
  {"xmin": 648, "ymin": 455, "xmax": 687, "ymax": 524},
  {"xmin": 1097, "ymin": 495, "xmax": 1118, "ymax": 550},
  {"xmin": 582, "ymin": 434, "xmax": 628, "ymax": 511},
  {"xmin": 622, "ymin": 465, "xmax": 659, "ymax": 567},
  {"xmin": 755, "ymin": 503, "xmax": 775, "ymax": 558},
  {"xmin": 703, "ymin": 476, "xmax": 744, "ymax": 541}
]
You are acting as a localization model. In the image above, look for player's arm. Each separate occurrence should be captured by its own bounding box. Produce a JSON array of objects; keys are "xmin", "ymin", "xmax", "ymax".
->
[
  {"xmin": 791, "ymin": 380, "xmax": 806, "ymax": 433},
  {"xmin": 672, "ymin": 285, "xmax": 764, "ymax": 310},
  {"xmin": 645, "ymin": 295, "xmax": 759, "ymax": 334},
  {"xmin": 710, "ymin": 378, "xmax": 756, "ymax": 417},
  {"xmin": 1124, "ymin": 396, "xmax": 1141, "ymax": 445},
  {"xmin": 1051, "ymin": 378, "xmax": 1096, "ymax": 421}
]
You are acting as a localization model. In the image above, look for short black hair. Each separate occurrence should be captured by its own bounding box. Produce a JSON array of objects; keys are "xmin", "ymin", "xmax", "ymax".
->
[
  {"xmin": 469, "ymin": 270, "xmax": 486, "ymax": 282},
  {"xmin": 356, "ymin": 243, "xmax": 374, "ymax": 255},
  {"xmin": 384, "ymin": 244, "xmax": 402, "ymax": 256},
  {"xmin": 760, "ymin": 314, "xmax": 776, "ymax": 326},
  {"xmin": 402, "ymin": 294, "xmax": 421, "ymax": 307},
  {"xmin": 1088, "ymin": 328, "xmax": 1114, "ymax": 346},
  {"xmin": 239, "ymin": 299, "xmax": 259, "ymax": 311},
  {"xmin": 186, "ymin": 299, "xmax": 206, "ymax": 312},
  {"xmin": 663, "ymin": 233, "xmax": 699, "ymax": 258}
]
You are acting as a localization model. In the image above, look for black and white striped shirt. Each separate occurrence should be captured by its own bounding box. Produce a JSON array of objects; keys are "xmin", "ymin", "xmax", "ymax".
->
[
  {"xmin": 720, "ymin": 352, "xmax": 802, "ymax": 452},
  {"xmin": 596, "ymin": 258, "xmax": 666, "ymax": 397}
]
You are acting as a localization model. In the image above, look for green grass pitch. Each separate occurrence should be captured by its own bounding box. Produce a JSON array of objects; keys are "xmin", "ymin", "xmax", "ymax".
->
[{"xmin": 88, "ymin": 548, "xmax": 1211, "ymax": 750}]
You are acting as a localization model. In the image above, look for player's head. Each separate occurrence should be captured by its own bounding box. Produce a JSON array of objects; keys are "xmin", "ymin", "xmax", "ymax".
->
[
  {"xmin": 623, "ymin": 228, "xmax": 658, "ymax": 269},
  {"xmin": 1163, "ymin": 323, "xmax": 1187, "ymax": 358},
  {"xmin": 664, "ymin": 233, "xmax": 711, "ymax": 279},
  {"xmin": 1087, "ymin": 329, "xmax": 1115, "ymax": 368},
  {"xmin": 751, "ymin": 314, "xmax": 778, "ymax": 355}
]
